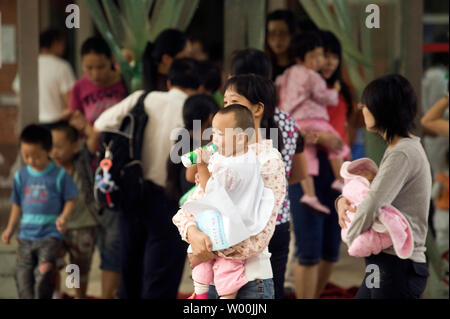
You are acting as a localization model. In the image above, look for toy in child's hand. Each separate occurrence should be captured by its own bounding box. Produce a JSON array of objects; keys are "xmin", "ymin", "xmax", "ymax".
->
[{"xmin": 181, "ymin": 144, "xmax": 218, "ymax": 168}]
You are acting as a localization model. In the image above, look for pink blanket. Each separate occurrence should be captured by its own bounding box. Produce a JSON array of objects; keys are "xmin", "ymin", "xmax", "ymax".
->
[{"xmin": 340, "ymin": 158, "xmax": 414, "ymax": 259}]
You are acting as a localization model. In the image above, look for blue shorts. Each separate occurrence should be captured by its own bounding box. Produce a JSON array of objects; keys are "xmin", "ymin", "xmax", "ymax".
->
[
  {"xmin": 289, "ymin": 150, "xmax": 342, "ymax": 266},
  {"xmin": 96, "ymin": 207, "xmax": 121, "ymax": 273}
]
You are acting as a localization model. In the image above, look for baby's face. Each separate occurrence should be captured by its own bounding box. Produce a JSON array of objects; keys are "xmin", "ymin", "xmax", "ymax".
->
[
  {"xmin": 356, "ymin": 169, "xmax": 376, "ymax": 183},
  {"xmin": 212, "ymin": 112, "xmax": 246, "ymax": 157}
]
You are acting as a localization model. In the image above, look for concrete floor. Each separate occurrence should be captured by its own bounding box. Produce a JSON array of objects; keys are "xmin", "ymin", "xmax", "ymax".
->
[{"xmin": 58, "ymin": 228, "xmax": 366, "ymax": 298}]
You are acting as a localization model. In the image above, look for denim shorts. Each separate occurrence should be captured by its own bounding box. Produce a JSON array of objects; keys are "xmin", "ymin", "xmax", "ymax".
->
[
  {"xmin": 96, "ymin": 208, "xmax": 121, "ymax": 273},
  {"xmin": 208, "ymin": 279, "xmax": 275, "ymax": 299},
  {"xmin": 289, "ymin": 150, "xmax": 342, "ymax": 266}
]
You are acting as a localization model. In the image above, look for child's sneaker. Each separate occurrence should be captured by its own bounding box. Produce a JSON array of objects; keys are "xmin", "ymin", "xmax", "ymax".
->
[
  {"xmin": 300, "ymin": 195, "xmax": 330, "ymax": 215},
  {"xmin": 331, "ymin": 180, "xmax": 344, "ymax": 193},
  {"xmin": 187, "ymin": 292, "xmax": 208, "ymax": 299}
]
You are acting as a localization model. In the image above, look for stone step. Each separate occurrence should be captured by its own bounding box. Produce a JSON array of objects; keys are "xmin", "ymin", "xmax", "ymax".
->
[{"xmin": 0, "ymin": 239, "xmax": 18, "ymax": 298}]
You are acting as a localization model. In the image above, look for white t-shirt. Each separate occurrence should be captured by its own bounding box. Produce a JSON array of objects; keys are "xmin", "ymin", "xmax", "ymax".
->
[
  {"xmin": 94, "ymin": 89, "xmax": 187, "ymax": 187},
  {"xmin": 421, "ymin": 66, "xmax": 449, "ymax": 177},
  {"xmin": 13, "ymin": 54, "xmax": 76, "ymax": 123}
]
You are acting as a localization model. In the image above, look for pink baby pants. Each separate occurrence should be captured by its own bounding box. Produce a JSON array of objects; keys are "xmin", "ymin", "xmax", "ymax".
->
[{"xmin": 192, "ymin": 257, "xmax": 248, "ymax": 296}]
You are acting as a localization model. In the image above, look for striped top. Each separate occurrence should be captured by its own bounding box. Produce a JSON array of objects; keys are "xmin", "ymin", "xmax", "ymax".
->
[{"xmin": 11, "ymin": 162, "xmax": 79, "ymax": 241}]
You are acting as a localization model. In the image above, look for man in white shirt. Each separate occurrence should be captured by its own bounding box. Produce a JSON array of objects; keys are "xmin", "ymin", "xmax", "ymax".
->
[
  {"xmin": 94, "ymin": 58, "xmax": 200, "ymax": 299},
  {"xmin": 13, "ymin": 29, "xmax": 76, "ymax": 125}
]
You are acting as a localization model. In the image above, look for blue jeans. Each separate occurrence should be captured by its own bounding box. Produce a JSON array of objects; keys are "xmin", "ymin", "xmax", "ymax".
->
[
  {"xmin": 208, "ymin": 279, "xmax": 275, "ymax": 299},
  {"xmin": 290, "ymin": 150, "xmax": 342, "ymax": 266},
  {"xmin": 15, "ymin": 237, "xmax": 62, "ymax": 299}
]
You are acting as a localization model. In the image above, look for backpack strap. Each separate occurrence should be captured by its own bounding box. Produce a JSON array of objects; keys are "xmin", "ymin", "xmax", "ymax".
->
[{"xmin": 132, "ymin": 91, "xmax": 151, "ymax": 112}]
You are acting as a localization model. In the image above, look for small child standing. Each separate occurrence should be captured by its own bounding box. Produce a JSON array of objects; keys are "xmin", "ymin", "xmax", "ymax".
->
[
  {"xmin": 69, "ymin": 36, "xmax": 128, "ymax": 125},
  {"xmin": 1, "ymin": 124, "xmax": 79, "ymax": 299},
  {"xmin": 276, "ymin": 31, "xmax": 350, "ymax": 214},
  {"xmin": 50, "ymin": 114, "xmax": 100, "ymax": 299},
  {"xmin": 176, "ymin": 105, "xmax": 275, "ymax": 299}
]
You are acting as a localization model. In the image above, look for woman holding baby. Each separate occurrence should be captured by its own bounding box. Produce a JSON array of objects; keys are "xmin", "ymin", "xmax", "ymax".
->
[{"xmin": 336, "ymin": 74, "xmax": 432, "ymax": 299}]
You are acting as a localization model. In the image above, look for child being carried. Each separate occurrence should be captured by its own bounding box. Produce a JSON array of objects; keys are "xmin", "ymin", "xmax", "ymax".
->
[
  {"xmin": 178, "ymin": 104, "xmax": 275, "ymax": 299},
  {"xmin": 340, "ymin": 158, "xmax": 414, "ymax": 259}
]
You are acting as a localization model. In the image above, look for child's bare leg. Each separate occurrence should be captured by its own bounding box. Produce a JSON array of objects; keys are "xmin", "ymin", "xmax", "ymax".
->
[
  {"xmin": 329, "ymin": 158, "xmax": 344, "ymax": 182},
  {"xmin": 300, "ymin": 176, "xmax": 316, "ymax": 197},
  {"xmin": 329, "ymin": 158, "xmax": 344, "ymax": 193}
]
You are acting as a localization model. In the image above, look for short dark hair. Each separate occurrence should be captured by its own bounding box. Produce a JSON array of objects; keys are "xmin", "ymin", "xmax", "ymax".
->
[
  {"xmin": 168, "ymin": 58, "xmax": 200, "ymax": 90},
  {"xmin": 216, "ymin": 104, "xmax": 255, "ymax": 135},
  {"xmin": 362, "ymin": 74, "xmax": 417, "ymax": 143},
  {"xmin": 183, "ymin": 94, "xmax": 219, "ymax": 131},
  {"xmin": 81, "ymin": 36, "xmax": 112, "ymax": 59},
  {"xmin": 50, "ymin": 121, "xmax": 79, "ymax": 144},
  {"xmin": 198, "ymin": 61, "xmax": 222, "ymax": 93},
  {"xmin": 20, "ymin": 124, "xmax": 52, "ymax": 151},
  {"xmin": 291, "ymin": 31, "xmax": 323, "ymax": 61},
  {"xmin": 230, "ymin": 48, "xmax": 272, "ymax": 80},
  {"xmin": 39, "ymin": 29, "xmax": 64, "ymax": 49}
]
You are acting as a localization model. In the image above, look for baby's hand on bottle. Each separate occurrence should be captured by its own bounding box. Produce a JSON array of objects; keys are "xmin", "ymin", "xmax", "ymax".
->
[{"xmin": 196, "ymin": 148, "xmax": 211, "ymax": 165}]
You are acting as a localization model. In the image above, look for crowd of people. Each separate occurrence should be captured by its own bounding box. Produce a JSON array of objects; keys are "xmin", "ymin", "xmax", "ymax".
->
[{"xmin": 2, "ymin": 9, "xmax": 448, "ymax": 300}]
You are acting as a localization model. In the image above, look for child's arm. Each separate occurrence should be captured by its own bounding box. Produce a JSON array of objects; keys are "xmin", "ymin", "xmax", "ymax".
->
[
  {"xmin": 63, "ymin": 109, "xmax": 100, "ymax": 155},
  {"xmin": 421, "ymin": 93, "xmax": 449, "ymax": 137},
  {"xmin": 310, "ymin": 72, "xmax": 339, "ymax": 107},
  {"xmin": 186, "ymin": 165, "xmax": 197, "ymax": 184},
  {"xmin": 1, "ymin": 204, "xmax": 22, "ymax": 245},
  {"xmin": 56, "ymin": 199, "xmax": 76, "ymax": 234}
]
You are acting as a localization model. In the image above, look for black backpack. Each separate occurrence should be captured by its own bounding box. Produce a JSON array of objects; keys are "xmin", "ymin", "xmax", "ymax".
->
[{"xmin": 94, "ymin": 91, "xmax": 150, "ymax": 213}]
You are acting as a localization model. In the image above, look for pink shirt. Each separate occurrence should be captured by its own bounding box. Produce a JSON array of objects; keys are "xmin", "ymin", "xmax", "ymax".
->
[
  {"xmin": 69, "ymin": 75, "xmax": 127, "ymax": 125},
  {"xmin": 276, "ymin": 64, "xmax": 338, "ymax": 122}
]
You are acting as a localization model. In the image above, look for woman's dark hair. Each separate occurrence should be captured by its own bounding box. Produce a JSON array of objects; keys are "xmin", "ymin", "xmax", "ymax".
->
[
  {"xmin": 318, "ymin": 30, "xmax": 354, "ymax": 117},
  {"xmin": 39, "ymin": 29, "xmax": 64, "ymax": 49},
  {"xmin": 198, "ymin": 61, "xmax": 222, "ymax": 93},
  {"xmin": 265, "ymin": 10, "xmax": 296, "ymax": 69},
  {"xmin": 142, "ymin": 29, "xmax": 188, "ymax": 92},
  {"xmin": 183, "ymin": 94, "xmax": 219, "ymax": 131},
  {"xmin": 165, "ymin": 94, "xmax": 219, "ymax": 200},
  {"xmin": 230, "ymin": 48, "xmax": 273, "ymax": 80},
  {"xmin": 223, "ymin": 74, "xmax": 284, "ymax": 152},
  {"xmin": 291, "ymin": 31, "xmax": 323, "ymax": 61},
  {"xmin": 20, "ymin": 124, "xmax": 52, "ymax": 152},
  {"xmin": 361, "ymin": 74, "xmax": 417, "ymax": 143},
  {"xmin": 81, "ymin": 36, "xmax": 112, "ymax": 59},
  {"xmin": 168, "ymin": 58, "xmax": 200, "ymax": 90}
]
